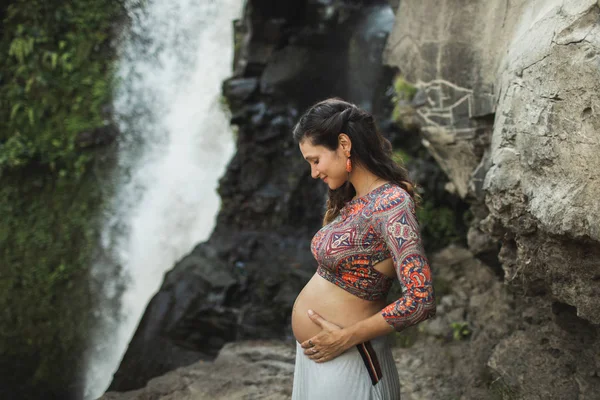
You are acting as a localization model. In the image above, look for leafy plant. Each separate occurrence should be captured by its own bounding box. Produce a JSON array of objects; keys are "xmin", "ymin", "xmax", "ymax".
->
[
  {"xmin": 450, "ymin": 322, "xmax": 471, "ymax": 341},
  {"xmin": 0, "ymin": 0, "xmax": 125, "ymax": 395},
  {"xmin": 393, "ymin": 75, "xmax": 418, "ymax": 102},
  {"xmin": 391, "ymin": 75, "xmax": 419, "ymax": 128},
  {"xmin": 416, "ymin": 199, "xmax": 462, "ymax": 249},
  {"xmin": 392, "ymin": 148, "xmax": 412, "ymax": 164},
  {"xmin": 0, "ymin": 0, "xmax": 125, "ymax": 177}
]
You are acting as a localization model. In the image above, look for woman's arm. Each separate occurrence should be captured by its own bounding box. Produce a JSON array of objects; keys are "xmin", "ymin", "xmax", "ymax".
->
[
  {"xmin": 375, "ymin": 190, "xmax": 436, "ymax": 331},
  {"xmin": 301, "ymin": 188, "xmax": 436, "ymax": 362}
]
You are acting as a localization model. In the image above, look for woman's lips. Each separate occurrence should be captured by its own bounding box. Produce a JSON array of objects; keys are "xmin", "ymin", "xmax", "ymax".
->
[{"xmin": 323, "ymin": 177, "xmax": 328, "ymax": 183}]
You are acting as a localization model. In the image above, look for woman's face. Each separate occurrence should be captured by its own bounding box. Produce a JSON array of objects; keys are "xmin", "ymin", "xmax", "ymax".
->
[{"xmin": 299, "ymin": 138, "xmax": 348, "ymax": 190}]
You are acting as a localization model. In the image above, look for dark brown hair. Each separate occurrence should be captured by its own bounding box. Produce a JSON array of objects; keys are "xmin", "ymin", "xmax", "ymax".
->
[{"xmin": 293, "ymin": 98, "xmax": 417, "ymax": 225}]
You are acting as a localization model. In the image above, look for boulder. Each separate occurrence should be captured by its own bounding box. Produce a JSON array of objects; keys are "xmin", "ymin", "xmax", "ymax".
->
[
  {"xmin": 384, "ymin": 1, "xmax": 600, "ymax": 397},
  {"xmin": 101, "ymin": 341, "xmax": 295, "ymax": 400},
  {"xmin": 384, "ymin": 0, "xmax": 600, "ymax": 323}
]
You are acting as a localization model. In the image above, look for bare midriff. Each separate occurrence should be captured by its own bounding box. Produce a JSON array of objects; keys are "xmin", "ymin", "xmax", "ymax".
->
[{"xmin": 291, "ymin": 273, "xmax": 388, "ymax": 343}]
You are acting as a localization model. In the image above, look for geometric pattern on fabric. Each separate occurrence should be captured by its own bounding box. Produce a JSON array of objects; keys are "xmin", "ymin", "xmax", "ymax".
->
[{"xmin": 311, "ymin": 182, "xmax": 436, "ymax": 331}]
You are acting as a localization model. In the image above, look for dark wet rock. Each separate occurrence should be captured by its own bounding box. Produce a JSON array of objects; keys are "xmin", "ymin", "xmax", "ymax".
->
[
  {"xmin": 222, "ymin": 77, "xmax": 258, "ymax": 106},
  {"xmin": 260, "ymin": 46, "xmax": 311, "ymax": 95}
]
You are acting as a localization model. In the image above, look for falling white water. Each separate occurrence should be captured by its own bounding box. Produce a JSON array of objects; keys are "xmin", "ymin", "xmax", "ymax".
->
[{"xmin": 84, "ymin": 0, "xmax": 242, "ymax": 398}]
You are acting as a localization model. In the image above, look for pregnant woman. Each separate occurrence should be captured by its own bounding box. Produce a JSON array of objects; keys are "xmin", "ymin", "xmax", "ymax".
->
[{"xmin": 291, "ymin": 98, "xmax": 436, "ymax": 399}]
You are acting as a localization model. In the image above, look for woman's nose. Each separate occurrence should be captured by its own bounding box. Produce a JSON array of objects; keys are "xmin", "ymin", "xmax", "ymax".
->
[{"xmin": 311, "ymin": 166, "xmax": 320, "ymax": 179}]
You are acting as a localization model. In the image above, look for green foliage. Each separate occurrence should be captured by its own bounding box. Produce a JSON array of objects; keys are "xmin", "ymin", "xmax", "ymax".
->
[
  {"xmin": 0, "ymin": 0, "xmax": 124, "ymax": 177},
  {"xmin": 392, "ymin": 148, "xmax": 412, "ymax": 165},
  {"xmin": 0, "ymin": 167, "xmax": 104, "ymax": 393},
  {"xmin": 450, "ymin": 322, "xmax": 471, "ymax": 341},
  {"xmin": 391, "ymin": 75, "xmax": 418, "ymax": 128},
  {"xmin": 0, "ymin": 0, "xmax": 125, "ymax": 395},
  {"xmin": 416, "ymin": 199, "xmax": 462, "ymax": 250},
  {"xmin": 393, "ymin": 76, "xmax": 418, "ymax": 102}
]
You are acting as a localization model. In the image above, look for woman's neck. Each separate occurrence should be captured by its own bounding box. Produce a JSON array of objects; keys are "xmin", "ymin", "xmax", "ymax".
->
[{"xmin": 349, "ymin": 165, "xmax": 386, "ymax": 198}]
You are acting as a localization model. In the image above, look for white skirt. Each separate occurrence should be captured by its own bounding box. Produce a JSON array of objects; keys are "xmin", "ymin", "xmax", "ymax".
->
[{"xmin": 291, "ymin": 335, "xmax": 401, "ymax": 400}]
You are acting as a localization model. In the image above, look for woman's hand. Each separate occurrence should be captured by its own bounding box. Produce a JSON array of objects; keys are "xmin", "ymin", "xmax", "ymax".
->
[{"xmin": 300, "ymin": 309, "xmax": 351, "ymax": 363}]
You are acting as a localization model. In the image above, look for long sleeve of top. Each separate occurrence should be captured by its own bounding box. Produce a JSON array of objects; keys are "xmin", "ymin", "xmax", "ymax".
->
[{"xmin": 374, "ymin": 190, "xmax": 436, "ymax": 331}]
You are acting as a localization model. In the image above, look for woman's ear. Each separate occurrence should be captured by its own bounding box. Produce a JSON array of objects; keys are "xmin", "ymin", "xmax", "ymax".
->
[{"xmin": 338, "ymin": 133, "xmax": 352, "ymax": 153}]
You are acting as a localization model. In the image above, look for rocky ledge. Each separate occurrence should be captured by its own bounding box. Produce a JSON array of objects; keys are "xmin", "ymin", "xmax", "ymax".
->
[
  {"xmin": 102, "ymin": 341, "xmax": 296, "ymax": 400},
  {"xmin": 103, "ymin": 244, "xmax": 599, "ymax": 399}
]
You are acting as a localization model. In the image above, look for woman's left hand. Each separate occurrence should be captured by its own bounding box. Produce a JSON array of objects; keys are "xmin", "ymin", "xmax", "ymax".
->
[{"xmin": 300, "ymin": 309, "xmax": 351, "ymax": 363}]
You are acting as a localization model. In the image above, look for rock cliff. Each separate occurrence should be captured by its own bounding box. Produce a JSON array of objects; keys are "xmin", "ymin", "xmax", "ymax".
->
[{"xmin": 385, "ymin": 0, "xmax": 600, "ymax": 397}]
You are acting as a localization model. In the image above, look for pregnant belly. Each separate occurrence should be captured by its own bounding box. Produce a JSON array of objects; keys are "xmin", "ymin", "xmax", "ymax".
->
[{"xmin": 291, "ymin": 273, "xmax": 386, "ymax": 343}]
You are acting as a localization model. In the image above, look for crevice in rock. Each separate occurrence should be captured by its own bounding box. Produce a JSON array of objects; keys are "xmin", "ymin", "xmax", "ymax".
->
[{"xmin": 551, "ymin": 301, "xmax": 598, "ymax": 339}]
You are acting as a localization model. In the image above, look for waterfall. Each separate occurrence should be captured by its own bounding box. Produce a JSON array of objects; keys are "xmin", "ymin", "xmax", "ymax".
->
[{"xmin": 84, "ymin": 0, "xmax": 242, "ymax": 398}]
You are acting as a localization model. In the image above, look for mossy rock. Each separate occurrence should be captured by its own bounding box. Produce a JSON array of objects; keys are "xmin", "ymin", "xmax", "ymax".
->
[
  {"xmin": 393, "ymin": 76, "xmax": 417, "ymax": 102},
  {"xmin": 390, "ymin": 75, "xmax": 419, "ymax": 129}
]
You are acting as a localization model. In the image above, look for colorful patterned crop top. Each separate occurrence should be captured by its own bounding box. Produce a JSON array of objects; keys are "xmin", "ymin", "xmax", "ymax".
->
[{"xmin": 310, "ymin": 182, "xmax": 436, "ymax": 331}]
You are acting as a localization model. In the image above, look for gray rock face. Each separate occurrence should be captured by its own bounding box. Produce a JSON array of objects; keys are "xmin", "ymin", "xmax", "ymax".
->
[
  {"xmin": 488, "ymin": 303, "xmax": 600, "ymax": 400},
  {"xmin": 392, "ymin": 246, "xmax": 518, "ymax": 400},
  {"xmin": 101, "ymin": 341, "xmax": 295, "ymax": 400},
  {"xmin": 402, "ymin": 248, "xmax": 600, "ymax": 400},
  {"xmin": 384, "ymin": 0, "xmax": 500, "ymax": 200},
  {"xmin": 385, "ymin": 0, "xmax": 600, "ymax": 322},
  {"xmin": 484, "ymin": 1, "xmax": 600, "ymax": 325},
  {"xmin": 385, "ymin": 0, "xmax": 600, "ymax": 397}
]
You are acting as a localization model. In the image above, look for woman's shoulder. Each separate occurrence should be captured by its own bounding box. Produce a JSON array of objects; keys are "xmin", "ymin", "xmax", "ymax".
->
[{"xmin": 371, "ymin": 182, "xmax": 414, "ymax": 214}]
